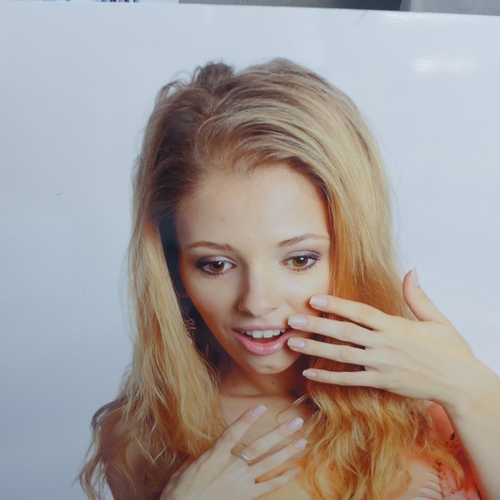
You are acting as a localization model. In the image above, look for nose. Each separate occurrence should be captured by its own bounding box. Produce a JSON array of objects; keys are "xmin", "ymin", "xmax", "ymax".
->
[{"xmin": 237, "ymin": 267, "xmax": 279, "ymax": 317}]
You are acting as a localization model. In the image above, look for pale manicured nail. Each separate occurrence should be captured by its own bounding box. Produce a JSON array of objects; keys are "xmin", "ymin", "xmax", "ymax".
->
[
  {"xmin": 250, "ymin": 405, "xmax": 267, "ymax": 417},
  {"xmin": 294, "ymin": 439, "xmax": 307, "ymax": 449},
  {"xmin": 302, "ymin": 370, "xmax": 317, "ymax": 379},
  {"xmin": 288, "ymin": 315, "xmax": 307, "ymax": 327},
  {"xmin": 286, "ymin": 417, "xmax": 304, "ymax": 431},
  {"xmin": 310, "ymin": 296, "xmax": 327, "ymax": 307},
  {"xmin": 288, "ymin": 338, "xmax": 306, "ymax": 349},
  {"xmin": 410, "ymin": 268, "xmax": 419, "ymax": 287}
]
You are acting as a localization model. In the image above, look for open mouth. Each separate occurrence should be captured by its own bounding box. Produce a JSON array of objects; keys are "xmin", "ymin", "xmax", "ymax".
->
[
  {"xmin": 233, "ymin": 328, "xmax": 293, "ymax": 355},
  {"xmin": 238, "ymin": 329, "xmax": 287, "ymax": 341}
]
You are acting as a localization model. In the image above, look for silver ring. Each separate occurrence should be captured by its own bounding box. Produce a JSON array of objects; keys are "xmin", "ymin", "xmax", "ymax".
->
[{"xmin": 235, "ymin": 452, "xmax": 252, "ymax": 464}]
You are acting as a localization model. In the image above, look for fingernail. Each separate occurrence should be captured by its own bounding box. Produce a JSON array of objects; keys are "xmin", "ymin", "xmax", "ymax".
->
[
  {"xmin": 410, "ymin": 268, "xmax": 419, "ymax": 287},
  {"xmin": 294, "ymin": 438, "xmax": 307, "ymax": 449},
  {"xmin": 288, "ymin": 338, "xmax": 306, "ymax": 349},
  {"xmin": 250, "ymin": 405, "xmax": 267, "ymax": 417},
  {"xmin": 288, "ymin": 315, "xmax": 307, "ymax": 327},
  {"xmin": 302, "ymin": 370, "xmax": 317, "ymax": 379},
  {"xmin": 291, "ymin": 467, "xmax": 301, "ymax": 476},
  {"xmin": 310, "ymin": 296, "xmax": 327, "ymax": 307},
  {"xmin": 286, "ymin": 417, "xmax": 304, "ymax": 431}
]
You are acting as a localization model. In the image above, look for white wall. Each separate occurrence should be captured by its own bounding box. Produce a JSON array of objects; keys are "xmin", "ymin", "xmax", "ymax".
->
[{"xmin": 1, "ymin": 4, "xmax": 499, "ymax": 499}]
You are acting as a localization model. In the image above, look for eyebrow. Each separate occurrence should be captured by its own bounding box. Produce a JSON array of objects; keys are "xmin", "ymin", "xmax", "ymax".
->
[
  {"xmin": 184, "ymin": 234, "xmax": 329, "ymax": 251},
  {"xmin": 184, "ymin": 241, "xmax": 236, "ymax": 251},
  {"xmin": 277, "ymin": 233, "xmax": 330, "ymax": 248}
]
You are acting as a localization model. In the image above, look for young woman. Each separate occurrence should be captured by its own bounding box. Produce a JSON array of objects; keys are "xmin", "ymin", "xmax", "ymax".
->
[{"xmin": 79, "ymin": 59, "xmax": 500, "ymax": 500}]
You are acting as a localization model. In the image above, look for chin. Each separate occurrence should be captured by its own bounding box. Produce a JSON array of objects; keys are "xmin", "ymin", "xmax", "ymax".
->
[{"xmin": 242, "ymin": 352, "xmax": 302, "ymax": 375}]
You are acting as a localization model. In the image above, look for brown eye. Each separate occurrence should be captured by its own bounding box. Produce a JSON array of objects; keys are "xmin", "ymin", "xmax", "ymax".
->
[
  {"xmin": 284, "ymin": 254, "xmax": 319, "ymax": 272},
  {"xmin": 207, "ymin": 261, "xmax": 225, "ymax": 272},
  {"xmin": 197, "ymin": 259, "xmax": 235, "ymax": 275},
  {"xmin": 291, "ymin": 256, "xmax": 309, "ymax": 268}
]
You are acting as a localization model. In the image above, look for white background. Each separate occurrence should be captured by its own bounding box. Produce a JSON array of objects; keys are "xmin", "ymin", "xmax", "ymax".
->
[{"xmin": 1, "ymin": 5, "xmax": 499, "ymax": 499}]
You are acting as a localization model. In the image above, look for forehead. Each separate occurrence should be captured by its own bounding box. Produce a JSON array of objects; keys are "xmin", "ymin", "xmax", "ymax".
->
[{"xmin": 175, "ymin": 166, "xmax": 330, "ymax": 248}]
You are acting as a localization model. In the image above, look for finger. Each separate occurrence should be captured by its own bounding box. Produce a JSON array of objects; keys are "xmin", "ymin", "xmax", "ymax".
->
[
  {"xmin": 237, "ymin": 416, "xmax": 304, "ymax": 462},
  {"xmin": 251, "ymin": 438, "xmax": 307, "ymax": 478},
  {"xmin": 308, "ymin": 295, "xmax": 389, "ymax": 331},
  {"xmin": 254, "ymin": 466, "xmax": 301, "ymax": 496},
  {"xmin": 170, "ymin": 460, "xmax": 191, "ymax": 479},
  {"xmin": 403, "ymin": 269, "xmax": 449, "ymax": 324},
  {"xmin": 302, "ymin": 368, "xmax": 380, "ymax": 387},
  {"xmin": 287, "ymin": 316, "xmax": 375, "ymax": 347},
  {"xmin": 212, "ymin": 405, "xmax": 267, "ymax": 453},
  {"xmin": 287, "ymin": 338, "xmax": 370, "ymax": 367}
]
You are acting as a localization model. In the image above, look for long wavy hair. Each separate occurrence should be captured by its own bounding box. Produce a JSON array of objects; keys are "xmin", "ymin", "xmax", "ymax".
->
[{"xmin": 79, "ymin": 59, "xmax": 463, "ymax": 500}]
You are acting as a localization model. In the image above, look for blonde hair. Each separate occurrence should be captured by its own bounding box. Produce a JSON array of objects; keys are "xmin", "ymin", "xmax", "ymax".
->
[{"xmin": 80, "ymin": 59, "xmax": 462, "ymax": 500}]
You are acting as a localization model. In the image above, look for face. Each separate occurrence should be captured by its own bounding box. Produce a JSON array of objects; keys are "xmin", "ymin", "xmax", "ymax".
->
[{"xmin": 176, "ymin": 165, "xmax": 331, "ymax": 376}]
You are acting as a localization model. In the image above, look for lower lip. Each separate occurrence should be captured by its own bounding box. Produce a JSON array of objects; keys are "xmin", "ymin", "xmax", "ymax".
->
[{"xmin": 233, "ymin": 329, "xmax": 294, "ymax": 356}]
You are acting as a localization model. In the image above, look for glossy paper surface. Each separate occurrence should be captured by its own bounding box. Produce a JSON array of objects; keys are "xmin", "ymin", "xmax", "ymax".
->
[{"xmin": 1, "ymin": 4, "xmax": 499, "ymax": 499}]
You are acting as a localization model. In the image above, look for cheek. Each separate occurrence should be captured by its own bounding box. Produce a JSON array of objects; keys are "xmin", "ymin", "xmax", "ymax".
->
[
  {"xmin": 285, "ymin": 268, "xmax": 331, "ymax": 305},
  {"xmin": 183, "ymin": 278, "xmax": 234, "ymax": 328},
  {"xmin": 195, "ymin": 296, "xmax": 220, "ymax": 321},
  {"xmin": 179, "ymin": 262, "xmax": 216, "ymax": 315}
]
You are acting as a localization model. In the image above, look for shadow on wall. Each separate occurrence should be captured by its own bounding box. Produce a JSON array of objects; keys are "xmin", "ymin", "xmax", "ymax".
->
[
  {"xmin": 178, "ymin": 0, "xmax": 500, "ymax": 14},
  {"xmin": 401, "ymin": 0, "xmax": 500, "ymax": 15},
  {"xmin": 179, "ymin": 0, "xmax": 402, "ymax": 9}
]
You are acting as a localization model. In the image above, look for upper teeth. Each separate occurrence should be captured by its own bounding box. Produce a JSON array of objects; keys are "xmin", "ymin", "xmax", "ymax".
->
[{"xmin": 242, "ymin": 330, "xmax": 286, "ymax": 339}]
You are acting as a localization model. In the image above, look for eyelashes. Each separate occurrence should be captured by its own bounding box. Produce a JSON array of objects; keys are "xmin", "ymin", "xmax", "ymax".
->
[
  {"xmin": 284, "ymin": 254, "xmax": 320, "ymax": 272},
  {"xmin": 195, "ymin": 252, "xmax": 321, "ymax": 277},
  {"xmin": 196, "ymin": 259, "xmax": 235, "ymax": 276}
]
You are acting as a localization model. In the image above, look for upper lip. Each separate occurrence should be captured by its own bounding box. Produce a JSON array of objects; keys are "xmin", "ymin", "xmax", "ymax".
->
[{"xmin": 234, "ymin": 325, "xmax": 288, "ymax": 332}]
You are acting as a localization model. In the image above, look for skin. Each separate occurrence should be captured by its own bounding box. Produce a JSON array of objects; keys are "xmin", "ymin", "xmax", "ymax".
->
[
  {"xmin": 162, "ymin": 165, "xmax": 500, "ymax": 500},
  {"xmin": 287, "ymin": 274, "xmax": 500, "ymax": 500},
  {"xmin": 176, "ymin": 166, "xmax": 331, "ymax": 391},
  {"xmin": 162, "ymin": 166, "xmax": 330, "ymax": 499}
]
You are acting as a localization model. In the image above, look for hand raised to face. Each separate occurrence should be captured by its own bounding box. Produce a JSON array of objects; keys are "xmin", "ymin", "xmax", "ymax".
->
[{"xmin": 286, "ymin": 270, "xmax": 483, "ymax": 410}]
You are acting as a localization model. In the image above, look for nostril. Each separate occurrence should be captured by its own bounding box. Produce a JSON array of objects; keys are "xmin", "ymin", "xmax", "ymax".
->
[
  {"xmin": 237, "ymin": 293, "xmax": 279, "ymax": 316},
  {"xmin": 237, "ymin": 272, "xmax": 280, "ymax": 316},
  {"xmin": 237, "ymin": 300, "xmax": 279, "ymax": 317}
]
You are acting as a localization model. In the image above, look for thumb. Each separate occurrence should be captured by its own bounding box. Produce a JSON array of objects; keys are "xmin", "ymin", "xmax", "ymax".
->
[{"xmin": 403, "ymin": 269, "xmax": 447, "ymax": 323}]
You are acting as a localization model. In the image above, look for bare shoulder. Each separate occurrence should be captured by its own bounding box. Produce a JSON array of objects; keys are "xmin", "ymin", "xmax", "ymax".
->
[
  {"xmin": 424, "ymin": 401, "xmax": 467, "ymax": 458},
  {"xmin": 102, "ymin": 417, "xmax": 147, "ymax": 500},
  {"xmin": 425, "ymin": 402, "xmax": 454, "ymax": 435},
  {"xmin": 424, "ymin": 402, "xmax": 467, "ymax": 456}
]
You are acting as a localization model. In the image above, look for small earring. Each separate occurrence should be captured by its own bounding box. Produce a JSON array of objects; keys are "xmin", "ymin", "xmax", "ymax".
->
[{"xmin": 185, "ymin": 317, "xmax": 195, "ymax": 344}]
